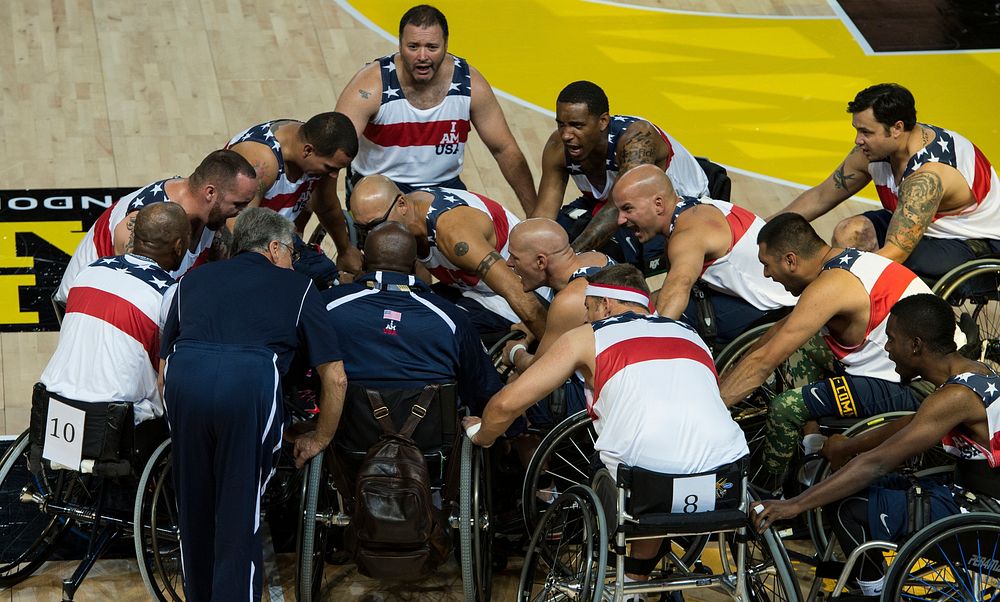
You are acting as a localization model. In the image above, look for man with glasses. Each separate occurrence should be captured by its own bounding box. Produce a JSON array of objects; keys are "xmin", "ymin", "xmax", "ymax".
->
[
  {"xmin": 160, "ymin": 207, "xmax": 347, "ymax": 602},
  {"xmin": 351, "ymin": 175, "xmax": 547, "ymax": 340}
]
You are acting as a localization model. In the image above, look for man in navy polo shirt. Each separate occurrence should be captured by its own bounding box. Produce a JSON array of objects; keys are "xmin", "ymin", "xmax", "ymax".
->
[
  {"xmin": 160, "ymin": 207, "xmax": 347, "ymax": 602},
  {"xmin": 323, "ymin": 222, "xmax": 500, "ymax": 418}
]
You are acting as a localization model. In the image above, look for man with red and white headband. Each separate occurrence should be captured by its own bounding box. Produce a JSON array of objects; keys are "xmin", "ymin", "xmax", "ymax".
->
[{"xmin": 464, "ymin": 263, "xmax": 747, "ymax": 582}]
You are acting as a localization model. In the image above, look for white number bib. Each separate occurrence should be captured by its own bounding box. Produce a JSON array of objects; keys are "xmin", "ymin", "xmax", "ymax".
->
[
  {"xmin": 42, "ymin": 399, "xmax": 86, "ymax": 470},
  {"xmin": 670, "ymin": 473, "xmax": 716, "ymax": 514}
]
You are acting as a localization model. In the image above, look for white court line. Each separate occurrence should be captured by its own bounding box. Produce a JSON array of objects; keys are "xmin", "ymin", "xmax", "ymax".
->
[
  {"xmin": 582, "ymin": 0, "xmax": 836, "ymax": 20},
  {"xmin": 334, "ymin": 0, "xmax": 879, "ymax": 205}
]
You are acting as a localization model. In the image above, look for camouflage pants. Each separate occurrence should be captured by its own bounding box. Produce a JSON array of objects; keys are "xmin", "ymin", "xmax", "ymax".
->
[{"xmin": 761, "ymin": 335, "xmax": 836, "ymax": 481}]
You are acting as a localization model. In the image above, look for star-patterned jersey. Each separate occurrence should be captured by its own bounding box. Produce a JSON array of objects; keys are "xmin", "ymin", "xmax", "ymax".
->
[
  {"xmin": 56, "ymin": 179, "xmax": 216, "ymax": 303},
  {"xmin": 565, "ymin": 115, "xmax": 708, "ymax": 213},
  {"xmin": 670, "ymin": 198, "xmax": 796, "ymax": 311},
  {"xmin": 567, "ymin": 254, "xmax": 616, "ymax": 284},
  {"xmin": 226, "ymin": 120, "xmax": 320, "ymax": 222},
  {"xmin": 870, "ymin": 124, "xmax": 1000, "ymax": 240},
  {"xmin": 352, "ymin": 54, "xmax": 472, "ymax": 187},
  {"xmin": 42, "ymin": 254, "xmax": 177, "ymax": 424},
  {"xmin": 586, "ymin": 312, "xmax": 748, "ymax": 475},
  {"xmin": 820, "ymin": 249, "xmax": 932, "ymax": 381},
  {"xmin": 940, "ymin": 372, "xmax": 1000, "ymax": 468},
  {"xmin": 420, "ymin": 187, "xmax": 520, "ymax": 323}
]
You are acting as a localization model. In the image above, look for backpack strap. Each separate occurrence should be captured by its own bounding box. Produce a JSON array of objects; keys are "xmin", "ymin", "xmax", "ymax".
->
[
  {"xmin": 365, "ymin": 389, "xmax": 399, "ymax": 436},
  {"xmin": 399, "ymin": 384, "xmax": 441, "ymax": 439}
]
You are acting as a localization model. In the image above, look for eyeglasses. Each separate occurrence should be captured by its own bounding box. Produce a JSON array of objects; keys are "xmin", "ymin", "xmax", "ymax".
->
[
  {"xmin": 355, "ymin": 193, "xmax": 402, "ymax": 247},
  {"xmin": 278, "ymin": 241, "xmax": 301, "ymax": 263}
]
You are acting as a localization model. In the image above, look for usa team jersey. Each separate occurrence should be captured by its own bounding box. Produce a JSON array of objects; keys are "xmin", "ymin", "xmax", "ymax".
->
[
  {"xmin": 821, "ymin": 250, "xmax": 932, "ymax": 381},
  {"xmin": 870, "ymin": 124, "xmax": 1000, "ymax": 240},
  {"xmin": 565, "ymin": 115, "xmax": 708, "ymax": 211},
  {"xmin": 227, "ymin": 120, "xmax": 320, "ymax": 222},
  {"xmin": 421, "ymin": 187, "xmax": 520, "ymax": 323},
  {"xmin": 42, "ymin": 254, "xmax": 177, "ymax": 424},
  {"xmin": 56, "ymin": 179, "xmax": 217, "ymax": 303},
  {"xmin": 940, "ymin": 372, "xmax": 1000, "ymax": 468},
  {"xmin": 586, "ymin": 312, "xmax": 748, "ymax": 474},
  {"xmin": 670, "ymin": 198, "xmax": 796, "ymax": 311},
  {"xmin": 352, "ymin": 54, "xmax": 472, "ymax": 186}
]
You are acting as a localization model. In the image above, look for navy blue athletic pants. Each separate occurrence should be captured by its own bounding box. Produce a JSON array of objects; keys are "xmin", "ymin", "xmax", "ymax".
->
[{"xmin": 164, "ymin": 341, "xmax": 283, "ymax": 602}]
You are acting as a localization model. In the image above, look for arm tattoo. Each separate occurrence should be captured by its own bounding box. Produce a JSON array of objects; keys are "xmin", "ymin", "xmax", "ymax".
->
[
  {"xmin": 832, "ymin": 162, "xmax": 855, "ymax": 191},
  {"xmin": 571, "ymin": 204, "xmax": 618, "ymax": 252},
  {"xmin": 886, "ymin": 171, "xmax": 944, "ymax": 255},
  {"xmin": 475, "ymin": 250, "xmax": 503, "ymax": 279},
  {"xmin": 125, "ymin": 215, "xmax": 136, "ymax": 252},
  {"xmin": 358, "ymin": 89, "xmax": 371, "ymax": 99},
  {"xmin": 454, "ymin": 242, "xmax": 469, "ymax": 256},
  {"xmin": 209, "ymin": 227, "xmax": 233, "ymax": 261},
  {"xmin": 619, "ymin": 130, "xmax": 658, "ymax": 173}
]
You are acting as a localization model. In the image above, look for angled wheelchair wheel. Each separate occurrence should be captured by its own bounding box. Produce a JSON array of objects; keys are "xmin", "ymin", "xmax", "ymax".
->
[
  {"xmin": 0, "ymin": 430, "xmax": 73, "ymax": 586},
  {"xmin": 460, "ymin": 436, "xmax": 493, "ymax": 602},
  {"xmin": 487, "ymin": 329, "xmax": 526, "ymax": 381},
  {"xmin": 933, "ymin": 259, "xmax": 1000, "ymax": 371},
  {"xmin": 296, "ymin": 450, "xmax": 330, "ymax": 602},
  {"xmin": 134, "ymin": 439, "xmax": 185, "ymax": 601},
  {"xmin": 736, "ymin": 524, "xmax": 802, "ymax": 601},
  {"xmin": 884, "ymin": 512, "xmax": 1000, "ymax": 601},
  {"xmin": 522, "ymin": 411, "xmax": 597, "ymax": 535},
  {"xmin": 714, "ymin": 323, "xmax": 792, "ymax": 488},
  {"xmin": 518, "ymin": 485, "xmax": 607, "ymax": 602}
]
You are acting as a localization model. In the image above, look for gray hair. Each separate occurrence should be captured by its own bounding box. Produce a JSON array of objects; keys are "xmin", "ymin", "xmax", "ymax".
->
[{"xmin": 232, "ymin": 207, "xmax": 295, "ymax": 255}]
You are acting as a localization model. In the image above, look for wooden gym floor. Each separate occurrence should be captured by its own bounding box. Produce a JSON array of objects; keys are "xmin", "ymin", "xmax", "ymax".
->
[{"xmin": 1, "ymin": 0, "xmax": 997, "ymax": 599}]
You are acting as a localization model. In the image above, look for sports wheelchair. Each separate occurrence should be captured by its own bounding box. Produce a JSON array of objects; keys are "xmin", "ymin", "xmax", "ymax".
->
[
  {"xmin": 933, "ymin": 257, "xmax": 1000, "ymax": 369},
  {"xmin": 0, "ymin": 383, "xmax": 171, "ymax": 601},
  {"xmin": 296, "ymin": 382, "xmax": 492, "ymax": 602},
  {"xmin": 519, "ymin": 453, "xmax": 802, "ymax": 601}
]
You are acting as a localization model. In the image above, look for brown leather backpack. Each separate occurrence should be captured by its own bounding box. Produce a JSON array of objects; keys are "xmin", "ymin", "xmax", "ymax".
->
[{"xmin": 346, "ymin": 386, "xmax": 452, "ymax": 580}]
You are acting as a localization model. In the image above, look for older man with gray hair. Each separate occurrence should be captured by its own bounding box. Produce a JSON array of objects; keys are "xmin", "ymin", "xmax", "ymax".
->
[{"xmin": 160, "ymin": 207, "xmax": 346, "ymax": 602}]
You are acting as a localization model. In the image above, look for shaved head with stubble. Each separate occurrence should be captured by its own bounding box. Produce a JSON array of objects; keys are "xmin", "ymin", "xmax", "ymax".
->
[
  {"xmin": 351, "ymin": 175, "xmax": 402, "ymax": 224},
  {"xmin": 363, "ymin": 222, "xmax": 418, "ymax": 274},
  {"xmin": 132, "ymin": 203, "xmax": 191, "ymax": 272},
  {"xmin": 613, "ymin": 164, "xmax": 680, "ymax": 243}
]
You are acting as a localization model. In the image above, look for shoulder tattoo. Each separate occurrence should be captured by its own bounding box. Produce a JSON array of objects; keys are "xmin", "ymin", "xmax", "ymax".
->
[
  {"xmin": 619, "ymin": 129, "xmax": 657, "ymax": 173},
  {"xmin": 358, "ymin": 89, "xmax": 371, "ymax": 99},
  {"xmin": 454, "ymin": 241, "xmax": 469, "ymax": 256},
  {"xmin": 125, "ymin": 214, "xmax": 136, "ymax": 252},
  {"xmin": 832, "ymin": 162, "xmax": 855, "ymax": 191},
  {"xmin": 887, "ymin": 171, "xmax": 944, "ymax": 254},
  {"xmin": 475, "ymin": 250, "xmax": 503, "ymax": 279}
]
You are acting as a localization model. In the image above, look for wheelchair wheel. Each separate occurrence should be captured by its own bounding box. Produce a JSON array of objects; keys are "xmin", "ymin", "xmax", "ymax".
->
[
  {"xmin": 714, "ymin": 323, "xmax": 792, "ymax": 487},
  {"xmin": 134, "ymin": 439, "xmax": 185, "ymax": 601},
  {"xmin": 0, "ymin": 430, "xmax": 73, "ymax": 586},
  {"xmin": 487, "ymin": 329, "xmax": 526, "ymax": 380},
  {"xmin": 804, "ymin": 411, "xmax": 955, "ymax": 557},
  {"xmin": 297, "ymin": 450, "xmax": 330, "ymax": 602},
  {"xmin": 518, "ymin": 485, "xmax": 607, "ymax": 602},
  {"xmin": 884, "ymin": 511, "xmax": 1000, "ymax": 600},
  {"xmin": 460, "ymin": 436, "xmax": 493, "ymax": 602},
  {"xmin": 733, "ymin": 521, "xmax": 802, "ymax": 601},
  {"xmin": 933, "ymin": 259, "xmax": 1000, "ymax": 370},
  {"xmin": 522, "ymin": 411, "xmax": 596, "ymax": 535}
]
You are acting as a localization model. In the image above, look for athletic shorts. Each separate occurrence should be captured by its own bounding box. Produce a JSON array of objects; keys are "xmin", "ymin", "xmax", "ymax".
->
[{"xmin": 801, "ymin": 373, "xmax": 920, "ymax": 419}]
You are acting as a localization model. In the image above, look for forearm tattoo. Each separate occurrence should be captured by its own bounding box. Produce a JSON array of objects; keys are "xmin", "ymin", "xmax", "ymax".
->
[
  {"xmin": 475, "ymin": 250, "xmax": 503, "ymax": 279},
  {"xmin": 209, "ymin": 227, "xmax": 233, "ymax": 261},
  {"xmin": 571, "ymin": 205, "xmax": 617, "ymax": 252},
  {"xmin": 619, "ymin": 130, "xmax": 658, "ymax": 172},
  {"xmin": 886, "ymin": 171, "xmax": 943, "ymax": 254}
]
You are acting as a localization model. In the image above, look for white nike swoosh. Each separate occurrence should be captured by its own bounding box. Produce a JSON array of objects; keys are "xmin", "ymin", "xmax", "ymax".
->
[
  {"xmin": 810, "ymin": 388, "xmax": 826, "ymax": 407},
  {"xmin": 879, "ymin": 512, "xmax": 890, "ymax": 532}
]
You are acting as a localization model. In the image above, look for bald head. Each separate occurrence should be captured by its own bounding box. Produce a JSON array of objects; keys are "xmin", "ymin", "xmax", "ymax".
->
[
  {"xmin": 363, "ymin": 222, "xmax": 417, "ymax": 274},
  {"xmin": 613, "ymin": 164, "xmax": 676, "ymax": 202},
  {"xmin": 509, "ymin": 218, "xmax": 570, "ymax": 256},
  {"xmin": 351, "ymin": 175, "xmax": 400, "ymax": 221},
  {"xmin": 612, "ymin": 164, "xmax": 678, "ymax": 243},
  {"xmin": 132, "ymin": 203, "xmax": 191, "ymax": 272}
]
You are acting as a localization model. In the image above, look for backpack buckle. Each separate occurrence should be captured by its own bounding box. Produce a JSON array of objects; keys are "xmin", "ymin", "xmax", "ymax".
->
[
  {"xmin": 373, "ymin": 406, "xmax": 390, "ymax": 420},
  {"xmin": 411, "ymin": 404, "xmax": 427, "ymax": 418}
]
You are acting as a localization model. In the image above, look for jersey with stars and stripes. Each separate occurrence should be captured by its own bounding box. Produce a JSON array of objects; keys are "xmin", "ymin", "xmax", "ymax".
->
[
  {"xmin": 586, "ymin": 312, "xmax": 748, "ymax": 475},
  {"xmin": 420, "ymin": 187, "xmax": 520, "ymax": 323},
  {"xmin": 226, "ymin": 120, "xmax": 320, "ymax": 222},
  {"xmin": 869, "ymin": 124, "xmax": 1000, "ymax": 240},
  {"xmin": 352, "ymin": 54, "xmax": 472, "ymax": 187},
  {"xmin": 42, "ymin": 254, "xmax": 177, "ymax": 424},
  {"xmin": 820, "ymin": 249, "xmax": 932, "ymax": 381},
  {"xmin": 565, "ymin": 115, "xmax": 708, "ymax": 212},
  {"xmin": 56, "ymin": 179, "xmax": 217, "ymax": 303},
  {"xmin": 670, "ymin": 197, "xmax": 796, "ymax": 311},
  {"xmin": 940, "ymin": 372, "xmax": 1000, "ymax": 468}
]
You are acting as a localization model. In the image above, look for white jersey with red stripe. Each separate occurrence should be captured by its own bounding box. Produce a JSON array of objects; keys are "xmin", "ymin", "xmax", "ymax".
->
[
  {"xmin": 585, "ymin": 312, "xmax": 748, "ymax": 474},
  {"xmin": 226, "ymin": 120, "xmax": 320, "ymax": 222},
  {"xmin": 870, "ymin": 124, "xmax": 1000, "ymax": 240},
  {"xmin": 669, "ymin": 197, "xmax": 796, "ymax": 311},
  {"xmin": 820, "ymin": 249, "xmax": 932, "ymax": 381},
  {"xmin": 42, "ymin": 254, "xmax": 177, "ymax": 424},
  {"xmin": 420, "ymin": 187, "xmax": 520, "ymax": 322},
  {"xmin": 352, "ymin": 54, "xmax": 472, "ymax": 186},
  {"xmin": 565, "ymin": 115, "xmax": 708, "ymax": 210},
  {"xmin": 56, "ymin": 179, "xmax": 216, "ymax": 303}
]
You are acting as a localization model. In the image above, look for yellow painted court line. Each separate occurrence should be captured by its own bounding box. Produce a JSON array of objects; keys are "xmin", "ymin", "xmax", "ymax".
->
[{"xmin": 344, "ymin": 0, "xmax": 1000, "ymax": 200}]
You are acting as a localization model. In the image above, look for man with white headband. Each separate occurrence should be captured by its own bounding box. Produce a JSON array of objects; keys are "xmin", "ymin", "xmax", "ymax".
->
[{"xmin": 464, "ymin": 263, "xmax": 748, "ymax": 584}]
